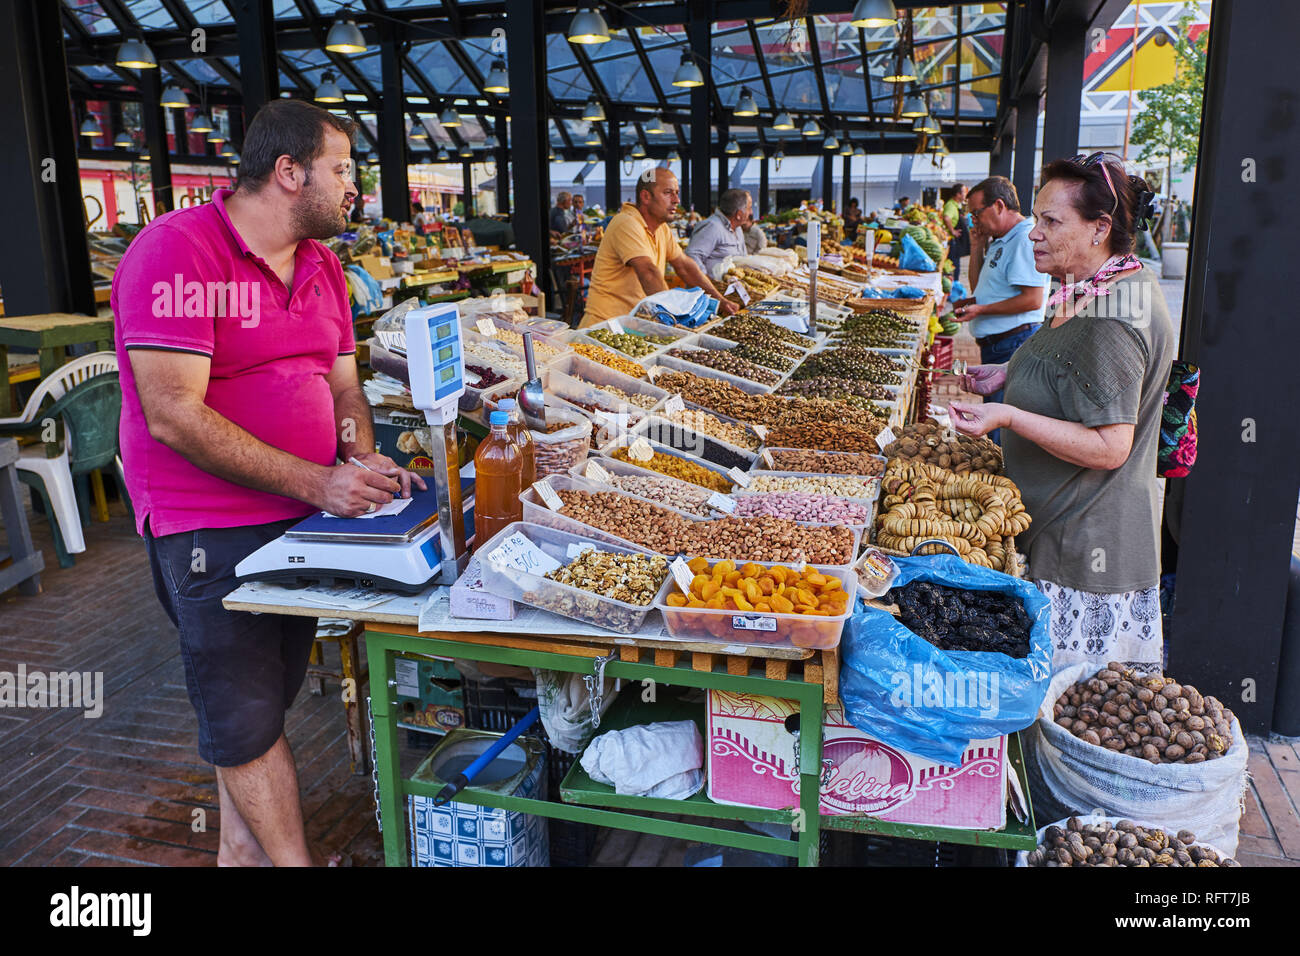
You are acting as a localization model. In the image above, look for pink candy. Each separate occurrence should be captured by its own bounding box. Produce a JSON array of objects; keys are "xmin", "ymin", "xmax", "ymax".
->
[{"xmin": 733, "ymin": 491, "xmax": 870, "ymax": 525}]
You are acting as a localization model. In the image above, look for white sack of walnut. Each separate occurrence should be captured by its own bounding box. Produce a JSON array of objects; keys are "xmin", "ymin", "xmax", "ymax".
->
[{"xmin": 1023, "ymin": 661, "xmax": 1249, "ymax": 857}]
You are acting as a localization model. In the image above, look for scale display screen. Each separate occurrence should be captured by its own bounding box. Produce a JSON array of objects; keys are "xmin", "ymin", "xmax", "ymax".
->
[
  {"xmin": 436, "ymin": 322, "xmax": 452, "ymax": 340},
  {"xmin": 438, "ymin": 345, "xmax": 454, "ymax": 363},
  {"xmin": 405, "ymin": 304, "xmax": 465, "ymax": 412},
  {"xmin": 440, "ymin": 365, "xmax": 456, "ymax": 383}
]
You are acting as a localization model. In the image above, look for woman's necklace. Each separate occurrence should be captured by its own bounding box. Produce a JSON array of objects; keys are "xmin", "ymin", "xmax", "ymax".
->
[{"xmin": 1048, "ymin": 253, "xmax": 1142, "ymax": 308}]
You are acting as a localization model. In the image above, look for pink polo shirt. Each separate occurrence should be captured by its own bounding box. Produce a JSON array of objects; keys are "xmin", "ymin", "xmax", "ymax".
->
[{"xmin": 112, "ymin": 188, "xmax": 355, "ymax": 537}]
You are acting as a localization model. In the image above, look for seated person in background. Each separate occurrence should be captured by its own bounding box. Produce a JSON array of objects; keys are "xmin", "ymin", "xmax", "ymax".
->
[
  {"xmin": 571, "ymin": 193, "xmax": 586, "ymax": 224},
  {"xmin": 743, "ymin": 213, "xmax": 767, "ymax": 254},
  {"xmin": 684, "ymin": 189, "xmax": 751, "ymax": 278},
  {"xmin": 844, "ymin": 198, "xmax": 862, "ymax": 241},
  {"xmin": 549, "ymin": 191, "xmax": 572, "ymax": 238},
  {"xmin": 582, "ymin": 168, "xmax": 738, "ymax": 328}
]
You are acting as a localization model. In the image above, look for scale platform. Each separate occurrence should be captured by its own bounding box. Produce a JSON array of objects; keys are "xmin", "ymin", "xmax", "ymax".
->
[{"xmin": 235, "ymin": 481, "xmax": 474, "ymax": 594}]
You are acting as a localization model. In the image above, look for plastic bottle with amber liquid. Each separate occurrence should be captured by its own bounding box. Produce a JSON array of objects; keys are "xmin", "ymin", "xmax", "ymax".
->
[
  {"xmin": 473, "ymin": 410, "xmax": 523, "ymax": 549},
  {"xmin": 495, "ymin": 397, "xmax": 536, "ymax": 489}
]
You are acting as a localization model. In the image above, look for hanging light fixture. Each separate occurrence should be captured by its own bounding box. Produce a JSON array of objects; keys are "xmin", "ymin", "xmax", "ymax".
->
[
  {"xmin": 219, "ymin": 142, "xmax": 235, "ymax": 157},
  {"xmin": 854, "ymin": 145, "xmax": 866, "ymax": 156},
  {"xmin": 840, "ymin": 140, "xmax": 853, "ymax": 156},
  {"xmin": 630, "ymin": 140, "xmax": 647, "ymax": 159},
  {"xmin": 671, "ymin": 52, "xmax": 705, "ymax": 88},
  {"xmin": 458, "ymin": 143, "xmax": 473, "ymax": 158},
  {"xmin": 207, "ymin": 128, "xmax": 226, "ymax": 144},
  {"xmin": 436, "ymin": 146, "xmax": 449, "ymax": 161},
  {"xmin": 823, "ymin": 134, "xmax": 839, "ymax": 151},
  {"xmin": 549, "ymin": 147, "xmax": 557, "ymax": 161},
  {"xmin": 773, "ymin": 146, "xmax": 785, "ymax": 171},
  {"xmin": 160, "ymin": 84, "xmax": 189, "ymax": 108},
  {"xmin": 439, "ymin": 107, "xmax": 462, "ymax": 128},
  {"xmin": 900, "ymin": 93, "xmax": 927, "ymax": 118},
  {"xmin": 772, "ymin": 112, "xmax": 795, "ymax": 132},
  {"xmin": 115, "ymin": 37, "xmax": 157, "ymax": 70},
  {"xmin": 849, "ymin": 0, "xmax": 899, "ymax": 29},
  {"xmin": 314, "ymin": 70, "xmax": 344, "ymax": 103},
  {"xmin": 229, "ymin": 151, "xmax": 241, "ymax": 165},
  {"xmin": 410, "ymin": 120, "xmax": 428, "ymax": 139},
  {"xmin": 734, "ymin": 87, "xmax": 759, "ymax": 118},
  {"xmin": 645, "ymin": 114, "xmax": 665, "ymax": 135},
  {"xmin": 583, "ymin": 124, "xmax": 602, "ymax": 146},
  {"xmin": 667, "ymin": 150, "xmax": 681, "ymax": 165},
  {"xmin": 484, "ymin": 133, "xmax": 500, "ymax": 150},
  {"xmin": 915, "ymin": 114, "xmax": 941, "ymax": 135},
  {"xmin": 189, "ymin": 110, "xmax": 214, "ymax": 133},
  {"xmin": 113, "ymin": 131, "xmax": 134, "ymax": 149},
  {"xmin": 325, "ymin": 16, "xmax": 368, "ymax": 54},
  {"xmin": 884, "ymin": 55, "xmax": 917, "ymax": 84},
  {"xmin": 582, "ymin": 97, "xmax": 606, "ymax": 122},
  {"xmin": 567, "ymin": 7, "xmax": 612, "ymax": 45},
  {"xmin": 585, "ymin": 151, "xmax": 599, "ymax": 163},
  {"xmin": 750, "ymin": 147, "xmax": 765, "ymax": 160},
  {"xmin": 484, "ymin": 59, "xmax": 510, "ymax": 94},
  {"xmin": 140, "ymin": 147, "xmax": 151, "ymax": 161},
  {"xmin": 367, "ymin": 152, "xmax": 379, "ymax": 165},
  {"xmin": 801, "ymin": 117, "xmax": 821, "ymax": 137},
  {"xmin": 725, "ymin": 138, "xmax": 740, "ymax": 155},
  {"xmin": 80, "ymin": 116, "xmax": 100, "ymax": 138}
]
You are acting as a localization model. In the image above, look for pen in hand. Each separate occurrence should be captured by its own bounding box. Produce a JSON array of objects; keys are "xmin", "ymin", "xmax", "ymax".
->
[{"xmin": 348, "ymin": 456, "xmax": 405, "ymax": 497}]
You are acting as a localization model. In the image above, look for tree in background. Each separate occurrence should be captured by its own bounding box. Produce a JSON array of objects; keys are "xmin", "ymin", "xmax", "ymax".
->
[{"xmin": 1130, "ymin": 4, "xmax": 1208, "ymax": 243}]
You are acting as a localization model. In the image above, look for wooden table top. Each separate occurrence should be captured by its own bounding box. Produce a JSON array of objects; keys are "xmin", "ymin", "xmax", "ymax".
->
[{"xmin": 0, "ymin": 312, "xmax": 112, "ymax": 333}]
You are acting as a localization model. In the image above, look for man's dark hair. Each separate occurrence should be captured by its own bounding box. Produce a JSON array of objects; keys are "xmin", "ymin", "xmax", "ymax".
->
[
  {"xmin": 413, "ymin": 202, "xmax": 424, "ymax": 213},
  {"xmin": 968, "ymin": 175, "xmax": 1019, "ymax": 213},
  {"xmin": 236, "ymin": 99, "xmax": 356, "ymax": 192},
  {"xmin": 636, "ymin": 167, "xmax": 662, "ymax": 204}
]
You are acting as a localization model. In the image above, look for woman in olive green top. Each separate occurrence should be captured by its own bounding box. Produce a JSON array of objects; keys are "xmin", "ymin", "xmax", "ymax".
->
[{"xmin": 951, "ymin": 154, "xmax": 1171, "ymax": 670}]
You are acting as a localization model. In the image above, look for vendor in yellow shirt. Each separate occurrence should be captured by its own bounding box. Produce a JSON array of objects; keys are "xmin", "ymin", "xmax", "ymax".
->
[{"xmin": 580, "ymin": 167, "xmax": 737, "ymax": 328}]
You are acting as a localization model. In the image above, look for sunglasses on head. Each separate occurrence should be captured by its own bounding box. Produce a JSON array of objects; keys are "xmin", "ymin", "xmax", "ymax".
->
[{"xmin": 1073, "ymin": 151, "xmax": 1125, "ymax": 218}]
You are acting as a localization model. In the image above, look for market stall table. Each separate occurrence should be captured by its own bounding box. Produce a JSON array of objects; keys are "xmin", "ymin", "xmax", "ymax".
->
[
  {"xmin": 222, "ymin": 581, "xmax": 1038, "ymax": 866},
  {"xmin": 0, "ymin": 312, "xmax": 115, "ymax": 416}
]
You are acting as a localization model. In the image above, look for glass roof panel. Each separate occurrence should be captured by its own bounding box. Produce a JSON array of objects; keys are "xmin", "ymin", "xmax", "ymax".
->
[
  {"xmin": 173, "ymin": 57, "xmax": 227, "ymax": 86},
  {"xmin": 121, "ymin": 0, "xmax": 177, "ymax": 30},
  {"xmin": 548, "ymin": 66, "xmax": 593, "ymax": 102},
  {"xmin": 409, "ymin": 41, "xmax": 477, "ymax": 96},
  {"xmin": 73, "ymin": 63, "xmax": 121, "ymax": 82},
  {"xmin": 64, "ymin": 0, "xmax": 117, "ymax": 34}
]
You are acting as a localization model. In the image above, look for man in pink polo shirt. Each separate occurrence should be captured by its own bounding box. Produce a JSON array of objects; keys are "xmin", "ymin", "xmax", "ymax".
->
[{"xmin": 113, "ymin": 99, "xmax": 423, "ymax": 867}]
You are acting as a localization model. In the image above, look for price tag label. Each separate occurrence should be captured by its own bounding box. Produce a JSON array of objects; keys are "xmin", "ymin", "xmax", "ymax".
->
[
  {"xmin": 607, "ymin": 317, "xmax": 626, "ymax": 335},
  {"xmin": 664, "ymin": 394, "xmax": 685, "ymax": 416},
  {"xmin": 628, "ymin": 437, "xmax": 655, "ymax": 462},
  {"xmin": 585, "ymin": 460, "xmax": 612, "ymax": 484},
  {"xmin": 486, "ymin": 531, "xmax": 563, "ymax": 576},
  {"xmin": 731, "ymin": 614, "xmax": 777, "ymax": 632},
  {"xmin": 761, "ymin": 449, "xmax": 775, "ymax": 468},
  {"xmin": 726, "ymin": 282, "xmax": 751, "ymax": 305},
  {"xmin": 750, "ymin": 423, "xmax": 768, "ymax": 442},
  {"xmin": 534, "ymin": 478, "xmax": 564, "ymax": 511},
  {"xmin": 475, "ymin": 317, "xmax": 497, "ymax": 337},
  {"xmin": 707, "ymin": 492, "xmax": 736, "ymax": 514},
  {"xmin": 875, "ymin": 425, "xmax": 897, "ymax": 451},
  {"xmin": 646, "ymin": 365, "xmax": 664, "ymax": 383},
  {"xmin": 727, "ymin": 466, "xmax": 751, "ymax": 488},
  {"xmin": 566, "ymin": 542, "xmax": 596, "ymax": 559},
  {"xmin": 670, "ymin": 556, "xmax": 696, "ymax": 596}
]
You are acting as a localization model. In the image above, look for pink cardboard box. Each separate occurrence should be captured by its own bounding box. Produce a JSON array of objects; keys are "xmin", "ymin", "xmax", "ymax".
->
[{"xmin": 706, "ymin": 690, "xmax": 1009, "ymax": 830}]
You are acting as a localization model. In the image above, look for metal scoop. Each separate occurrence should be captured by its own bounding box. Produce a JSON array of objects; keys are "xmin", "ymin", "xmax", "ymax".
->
[{"xmin": 517, "ymin": 330, "xmax": 547, "ymax": 432}]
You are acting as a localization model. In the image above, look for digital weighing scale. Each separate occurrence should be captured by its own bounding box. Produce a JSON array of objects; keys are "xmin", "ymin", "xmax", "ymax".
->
[{"xmin": 235, "ymin": 302, "xmax": 473, "ymax": 593}]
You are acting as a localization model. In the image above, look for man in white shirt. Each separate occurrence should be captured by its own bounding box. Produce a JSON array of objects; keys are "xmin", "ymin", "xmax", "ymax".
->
[{"xmin": 685, "ymin": 189, "xmax": 751, "ymax": 279}]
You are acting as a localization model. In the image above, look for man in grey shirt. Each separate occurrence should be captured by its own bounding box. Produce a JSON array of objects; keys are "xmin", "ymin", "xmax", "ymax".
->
[{"xmin": 685, "ymin": 188, "xmax": 751, "ymax": 279}]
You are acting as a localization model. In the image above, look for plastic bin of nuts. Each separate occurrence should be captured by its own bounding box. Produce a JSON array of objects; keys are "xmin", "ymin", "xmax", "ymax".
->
[
  {"xmin": 579, "ymin": 316, "xmax": 693, "ymax": 360},
  {"xmin": 519, "ymin": 475, "xmax": 645, "ymax": 546},
  {"xmin": 744, "ymin": 471, "xmax": 881, "ymax": 500},
  {"xmin": 753, "ymin": 448, "xmax": 886, "ymax": 476},
  {"xmin": 731, "ymin": 491, "xmax": 876, "ymax": 530},
  {"xmin": 627, "ymin": 415, "xmax": 757, "ymax": 473},
  {"xmin": 599, "ymin": 435, "xmax": 736, "ymax": 493},
  {"xmin": 529, "ymin": 409, "xmax": 593, "ymax": 479},
  {"xmin": 568, "ymin": 456, "xmax": 732, "ymax": 518},
  {"xmin": 476, "ymin": 522, "xmax": 673, "ymax": 634},
  {"xmin": 657, "ymin": 556, "xmax": 855, "ymax": 650}
]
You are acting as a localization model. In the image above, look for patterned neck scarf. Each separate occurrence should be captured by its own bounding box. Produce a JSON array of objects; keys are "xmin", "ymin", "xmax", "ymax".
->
[{"xmin": 1048, "ymin": 253, "xmax": 1142, "ymax": 308}]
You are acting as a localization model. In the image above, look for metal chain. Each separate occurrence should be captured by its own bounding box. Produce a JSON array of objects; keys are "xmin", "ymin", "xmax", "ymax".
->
[
  {"xmin": 584, "ymin": 648, "xmax": 618, "ymax": 730},
  {"xmin": 366, "ymin": 695, "xmax": 382, "ymax": 834}
]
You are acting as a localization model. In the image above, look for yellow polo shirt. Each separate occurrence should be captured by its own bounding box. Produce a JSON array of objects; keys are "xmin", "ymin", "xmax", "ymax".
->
[{"xmin": 581, "ymin": 203, "xmax": 675, "ymax": 328}]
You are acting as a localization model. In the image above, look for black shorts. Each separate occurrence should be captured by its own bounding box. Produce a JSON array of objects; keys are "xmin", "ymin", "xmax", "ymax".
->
[{"xmin": 145, "ymin": 519, "xmax": 316, "ymax": 767}]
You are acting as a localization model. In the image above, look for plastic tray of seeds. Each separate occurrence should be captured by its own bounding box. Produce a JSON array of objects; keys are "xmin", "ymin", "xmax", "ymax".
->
[
  {"xmin": 741, "ymin": 470, "xmax": 882, "ymax": 500},
  {"xmin": 656, "ymin": 557, "xmax": 855, "ymax": 650},
  {"xmin": 461, "ymin": 326, "xmax": 560, "ymax": 380},
  {"xmin": 546, "ymin": 354, "xmax": 669, "ymax": 413},
  {"xmin": 649, "ymin": 353, "xmax": 782, "ymax": 394},
  {"xmin": 655, "ymin": 344, "xmax": 785, "ymax": 389},
  {"xmin": 751, "ymin": 448, "xmax": 887, "ymax": 478},
  {"xmin": 459, "ymin": 369, "xmax": 521, "ymax": 412},
  {"xmin": 463, "ymin": 312, "xmax": 574, "ymax": 348},
  {"xmin": 519, "ymin": 475, "xmax": 646, "ymax": 546},
  {"xmin": 536, "ymin": 370, "xmax": 654, "ymax": 447},
  {"xmin": 467, "ymin": 321, "xmax": 572, "ymax": 366},
  {"xmin": 576, "ymin": 316, "xmax": 695, "ymax": 361},
  {"xmin": 628, "ymin": 415, "xmax": 758, "ymax": 473},
  {"xmin": 687, "ymin": 332, "xmax": 805, "ymax": 375},
  {"xmin": 476, "ymin": 521, "xmax": 674, "ymax": 634},
  {"xmin": 566, "ymin": 457, "xmax": 732, "ymax": 520},
  {"xmin": 730, "ymin": 490, "xmax": 876, "ymax": 532},
  {"xmin": 596, "ymin": 433, "xmax": 737, "ymax": 493}
]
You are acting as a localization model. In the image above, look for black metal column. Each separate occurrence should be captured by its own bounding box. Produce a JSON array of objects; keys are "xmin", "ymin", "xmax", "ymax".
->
[
  {"xmin": 506, "ymin": 0, "xmax": 550, "ymax": 290},
  {"xmin": 1168, "ymin": 0, "xmax": 1300, "ymax": 734},
  {"xmin": 232, "ymin": 0, "xmax": 277, "ymax": 126},
  {"xmin": 758, "ymin": 155, "xmax": 769, "ymax": 216},
  {"xmin": 989, "ymin": 140, "xmax": 1013, "ymax": 179},
  {"xmin": 495, "ymin": 114, "xmax": 509, "ymax": 216},
  {"xmin": 1041, "ymin": 11, "xmax": 1086, "ymax": 167},
  {"xmin": 0, "ymin": 0, "xmax": 94, "ymax": 316},
  {"xmin": 462, "ymin": 162, "xmax": 474, "ymax": 218},
  {"xmin": 841, "ymin": 153, "xmax": 852, "ymax": 213},
  {"xmin": 687, "ymin": 0, "xmax": 711, "ymax": 215},
  {"xmin": 1012, "ymin": 93, "xmax": 1039, "ymax": 210},
  {"xmin": 604, "ymin": 122, "xmax": 620, "ymax": 212},
  {"xmin": 379, "ymin": 24, "xmax": 409, "ymax": 222},
  {"xmin": 717, "ymin": 122, "xmax": 728, "ymax": 193},
  {"xmin": 820, "ymin": 153, "xmax": 833, "ymax": 210},
  {"xmin": 139, "ymin": 68, "xmax": 173, "ymax": 215}
]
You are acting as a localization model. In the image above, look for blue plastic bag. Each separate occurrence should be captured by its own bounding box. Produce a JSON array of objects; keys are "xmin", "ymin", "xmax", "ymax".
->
[
  {"xmin": 950, "ymin": 280, "xmax": 968, "ymax": 301},
  {"xmin": 890, "ymin": 285, "xmax": 927, "ymax": 298},
  {"xmin": 840, "ymin": 555, "xmax": 1053, "ymax": 765},
  {"xmin": 898, "ymin": 233, "xmax": 936, "ymax": 272}
]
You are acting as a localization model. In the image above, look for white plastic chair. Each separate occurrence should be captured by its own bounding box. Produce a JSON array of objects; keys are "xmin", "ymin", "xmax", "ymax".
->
[{"xmin": 0, "ymin": 351, "xmax": 121, "ymax": 559}]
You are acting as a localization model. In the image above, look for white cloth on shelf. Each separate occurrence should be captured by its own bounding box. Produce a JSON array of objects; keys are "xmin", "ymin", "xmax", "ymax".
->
[{"xmin": 580, "ymin": 720, "xmax": 704, "ymax": 800}]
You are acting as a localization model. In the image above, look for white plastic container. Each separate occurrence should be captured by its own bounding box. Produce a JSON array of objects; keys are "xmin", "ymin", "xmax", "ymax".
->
[
  {"xmin": 567, "ymin": 456, "xmax": 731, "ymax": 518},
  {"xmin": 597, "ymin": 434, "xmax": 737, "ymax": 493},
  {"xmin": 743, "ymin": 471, "xmax": 881, "ymax": 500},
  {"xmin": 476, "ymin": 522, "xmax": 673, "ymax": 634},
  {"xmin": 654, "ymin": 344, "xmax": 784, "ymax": 389},
  {"xmin": 752, "ymin": 448, "xmax": 887, "ymax": 477},
  {"xmin": 577, "ymin": 315, "xmax": 694, "ymax": 361},
  {"xmin": 547, "ymin": 354, "xmax": 669, "ymax": 411}
]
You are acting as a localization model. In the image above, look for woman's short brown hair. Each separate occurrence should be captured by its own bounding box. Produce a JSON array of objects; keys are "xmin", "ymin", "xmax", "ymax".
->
[{"xmin": 1039, "ymin": 155, "xmax": 1153, "ymax": 255}]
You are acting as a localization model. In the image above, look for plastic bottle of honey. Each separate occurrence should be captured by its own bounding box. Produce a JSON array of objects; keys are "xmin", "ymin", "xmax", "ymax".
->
[
  {"xmin": 495, "ymin": 397, "xmax": 536, "ymax": 489},
  {"xmin": 473, "ymin": 410, "xmax": 523, "ymax": 548}
]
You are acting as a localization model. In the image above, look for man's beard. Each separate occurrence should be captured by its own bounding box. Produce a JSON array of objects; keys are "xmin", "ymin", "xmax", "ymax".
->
[{"xmin": 291, "ymin": 178, "xmax": 348, "ymax": 240}]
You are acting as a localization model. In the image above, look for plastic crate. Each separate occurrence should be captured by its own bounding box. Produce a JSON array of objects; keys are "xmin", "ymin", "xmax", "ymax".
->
[{"xmin": 929, "ymin": 335, "xmax": 954, "ymax": 371}]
